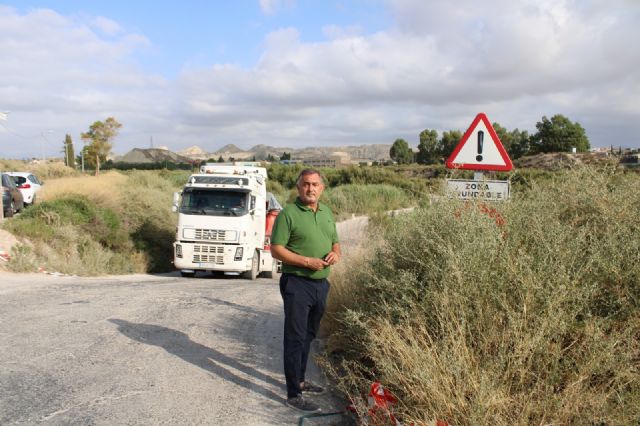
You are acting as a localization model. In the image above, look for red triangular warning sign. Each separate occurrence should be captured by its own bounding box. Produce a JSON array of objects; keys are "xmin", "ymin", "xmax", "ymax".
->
[{"xmin": 445, "ymin": 113, "xmax": 513, "ymax": 171}]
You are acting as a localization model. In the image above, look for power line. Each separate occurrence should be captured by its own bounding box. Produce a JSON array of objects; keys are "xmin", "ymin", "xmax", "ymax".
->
[{"xmin": 0, "ymin": 121, "xmax": 41, "ymax": 139}]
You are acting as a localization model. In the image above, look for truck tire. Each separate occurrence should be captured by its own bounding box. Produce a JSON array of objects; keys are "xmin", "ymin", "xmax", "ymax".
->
[
  {"xmin": 263, "ymin": 259, "xmax": 281, "ymax": 279},
  {"xmin": 242, "ymin": 251, "xmax": 259, "ymax": 280}
]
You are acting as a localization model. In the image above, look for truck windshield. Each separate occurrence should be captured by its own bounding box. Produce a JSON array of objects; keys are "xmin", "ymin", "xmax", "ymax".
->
[{"xmin": 180, "ymin": 189, "xmax": 249, "ymax": 216}]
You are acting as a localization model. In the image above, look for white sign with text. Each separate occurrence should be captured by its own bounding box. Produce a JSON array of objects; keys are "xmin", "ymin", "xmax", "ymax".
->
[{"xmin": 446, "ymin": 179, "xmax": 510, "ymax": 201}]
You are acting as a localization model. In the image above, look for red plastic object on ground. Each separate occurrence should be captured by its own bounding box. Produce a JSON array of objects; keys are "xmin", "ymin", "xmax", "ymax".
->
[{"xmin": 366, "ymin": 382, "xmax": 449, "ymax": 426}]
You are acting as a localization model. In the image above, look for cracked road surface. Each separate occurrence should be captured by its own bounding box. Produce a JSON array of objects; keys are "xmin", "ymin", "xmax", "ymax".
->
[{"xmin": 0, "ymin": 271, "xmax": 342, "ymax": 425}]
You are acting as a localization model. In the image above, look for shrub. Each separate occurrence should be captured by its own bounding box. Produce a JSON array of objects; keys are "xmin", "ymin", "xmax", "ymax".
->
[
  {"xmin": 323, "ymin": 184, "xmax": 412, "ymax": 220},
  {"xmin": 326, "ymin": 166, "xmax": 640, "ymax": 425},
  {"xmin": 1, "ymin": 170, "xmax": 181, "ymax": 275}
]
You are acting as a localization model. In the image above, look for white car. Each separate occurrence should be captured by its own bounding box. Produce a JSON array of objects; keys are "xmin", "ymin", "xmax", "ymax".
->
[{"xmin": 8, "ymin": 172, "xmax": 44, "ymax": 205}]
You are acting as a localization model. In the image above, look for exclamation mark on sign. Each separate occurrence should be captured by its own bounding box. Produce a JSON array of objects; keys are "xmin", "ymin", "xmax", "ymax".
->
[{"xmin": 476, "ymin": 130, "xmax": 484, "ymax": 162}]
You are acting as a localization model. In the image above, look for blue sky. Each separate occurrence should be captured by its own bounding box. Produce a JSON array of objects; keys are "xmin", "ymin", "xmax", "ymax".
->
[
  {"xmin": 17, "ymin": 1, "xmax": 389, "ymax": 75},
  {"xmin": 1, "ymin": 0, "xmax": 639, "ymax": 159}
]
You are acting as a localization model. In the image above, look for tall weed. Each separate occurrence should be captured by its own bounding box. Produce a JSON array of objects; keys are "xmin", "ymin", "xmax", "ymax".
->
[
  {"xmin": 2, "ymin": 170, "xmax": 180, "ymax": 275},
  {"xmin": 326, "ymin": 166, "xmax": 640, "ymax": 425},
  {"xmin": 323, "ymin": 184, "xmax": 412, "ymax": 220}
]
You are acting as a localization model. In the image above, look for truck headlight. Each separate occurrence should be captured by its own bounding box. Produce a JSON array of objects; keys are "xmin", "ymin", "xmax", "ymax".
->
[
  {"xmin": 175, "ymin": 244, "xmax": 183, "ymax": 258},
  {"xmin": 234, "ymin": 247, "xmax": 243, "ymax": 261}
]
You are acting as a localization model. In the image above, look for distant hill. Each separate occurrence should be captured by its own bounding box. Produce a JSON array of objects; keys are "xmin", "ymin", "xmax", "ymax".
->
[
  {"xmin": 119, "ymin": 143, "xmax": 392, "ymax": 164},
  {"xmin": 114, "ymin": 148, "xmax": 193, "ymax": 164},
  {"xmin": 179, "ymin": 146, "xmax": 207, "ymax": 156},
  {"xmin": 214, "ymin": 144, "xmax": 244, "ymax": 154}
]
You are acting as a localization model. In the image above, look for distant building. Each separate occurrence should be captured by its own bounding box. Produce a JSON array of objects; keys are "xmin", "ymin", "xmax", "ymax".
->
[{"xmin": 301, "ymin": 152, "xmax": 351, "ymax": 168}]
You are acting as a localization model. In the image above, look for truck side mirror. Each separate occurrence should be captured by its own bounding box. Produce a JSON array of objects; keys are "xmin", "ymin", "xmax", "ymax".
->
[
  {"xmin": 249, "ymin": 195, "xmax": 256, "ymax": 214},
  {"xmin": 172, "ymin": 191, "xmax": 181, "ymax": 211}
]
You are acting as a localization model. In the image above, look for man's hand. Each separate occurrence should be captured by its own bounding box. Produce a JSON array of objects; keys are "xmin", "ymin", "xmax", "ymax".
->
[
  {"xmin": 305, "ymin": 257, "xmax": 329, "ymax": 271},
  {"xmin": 323, "ymin": 251, "xmax": 340, "ymax": 266}
]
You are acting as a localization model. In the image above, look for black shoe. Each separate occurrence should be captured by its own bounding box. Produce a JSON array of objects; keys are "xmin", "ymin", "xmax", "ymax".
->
[
  {"xmin": 286, "ymin": 395, "xmax": 321, "ymax": 412},
  {"xmin": 300, "ymin": 381, "xmax": 325, "ymax": 394}
]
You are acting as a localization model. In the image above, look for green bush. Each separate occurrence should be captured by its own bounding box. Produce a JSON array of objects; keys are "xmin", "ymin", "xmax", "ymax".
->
[
  {"xmin": 323, "ymin": 184, "xmax": 412, "ymax": 219},
  {"xmin": 3, "ymin": 196, "xmax": 136, "ymax": 275},
  {"xmin": 326, "ymin": 166, "xmax": 640, "ymax": 425},
  {"xmin": 2, "ymin": 171, "xmax": 182, "ymax": 275}
]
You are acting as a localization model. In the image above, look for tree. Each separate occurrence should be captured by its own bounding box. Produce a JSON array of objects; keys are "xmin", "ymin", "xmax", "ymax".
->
[
  {"xmin": 508, "ymin": 129, "xmax": 531, "ymax": 159},
  {"xmin": 439, "ymin": 130, "xmax": 462, "ymax": 160},
  {"xmin": 416, "ymin": 129, "xmax": 439, "ymax": 164},
  {"xmin": 63, "ymin": 134, "xmax": 75, "ymax": 169},
  {"xmin": 492, "ymin": 122, "xmax": 512, "ymax": 153},
  {"xmin": 217, "ymin": 156, "xmax": 225, "ymax": 163},
  {"xmin": 492, "ymin": 122, "xmax": 531, "ymax": 159},
  {"xmin": 389, "ymin": 138, "xmax": 414, "ymax": 164},
  {"xmin": 281, "ymin": 152, "xmax": 291, "ymax": 161},
  {"xmin": 81, "ymin": 117, "xmax": 122, "ymax": 175},
  {"xmin": 530, "ymin": 114, "xmax": 590, "ymax": 154}
]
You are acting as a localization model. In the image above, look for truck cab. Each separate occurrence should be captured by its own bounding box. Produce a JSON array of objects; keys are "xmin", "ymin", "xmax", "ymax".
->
[{"xmin": 173, "ymin": 163, "xmax": 281, "ymax": 279}]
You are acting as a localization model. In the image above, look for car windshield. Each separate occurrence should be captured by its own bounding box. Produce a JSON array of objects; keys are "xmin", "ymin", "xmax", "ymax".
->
[{"xmin": 180, "ymin": 189, "xmax": 249, "ymax": 216}]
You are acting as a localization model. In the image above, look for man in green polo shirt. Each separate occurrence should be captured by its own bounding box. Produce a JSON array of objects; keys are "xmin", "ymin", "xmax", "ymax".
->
[{"xmin": 271, "ymin": 169, "xmax": 340, "ymax": 412}]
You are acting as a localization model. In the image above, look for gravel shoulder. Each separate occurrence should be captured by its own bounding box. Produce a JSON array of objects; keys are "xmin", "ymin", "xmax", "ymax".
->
[
  {"xmin": 0, "ymin": 272, "xmax": 343, "ymax": 425},
  {"xmin": 0, "ymin": 216, "xmax": 369, "ymax": 425}
]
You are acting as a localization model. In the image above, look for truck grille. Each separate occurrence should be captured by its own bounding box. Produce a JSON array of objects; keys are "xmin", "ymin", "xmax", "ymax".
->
[
  {"xmin": 193, "ymin": 245, "xmax": 225, "ymax": 264},
  {"xmin": 183, "ymin": 228, "xmax": 237, "ymax": 242}
]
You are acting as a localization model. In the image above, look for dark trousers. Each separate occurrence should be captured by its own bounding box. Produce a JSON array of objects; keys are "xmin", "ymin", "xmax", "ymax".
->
[{"xmin": 279, "ymin": 273, "xmax": 330, "ymax": 398}]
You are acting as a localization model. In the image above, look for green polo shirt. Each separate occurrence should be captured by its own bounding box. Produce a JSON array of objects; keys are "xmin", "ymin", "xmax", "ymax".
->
[{"xmin": 271, "ymin": 197, "xmax": 339, "ymax": 279}]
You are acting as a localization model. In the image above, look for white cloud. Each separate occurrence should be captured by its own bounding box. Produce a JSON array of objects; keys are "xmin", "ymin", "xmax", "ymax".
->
[
  {"xmin": 1, "ymin": 1, "xmax": 639, "ymax": 160},
  {"xmin": 90, "ymin": 16, "xmax": 124, "ymax": 36},
  {"xmin": 259, "ymin": 0, "xmax": 296, "ymax": 16}
]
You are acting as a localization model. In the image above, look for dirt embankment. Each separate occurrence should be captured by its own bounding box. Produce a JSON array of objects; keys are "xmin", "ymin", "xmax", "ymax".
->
[{"xmin": 0, "ymin": 229, "xmax": 19, "ymax": 265}]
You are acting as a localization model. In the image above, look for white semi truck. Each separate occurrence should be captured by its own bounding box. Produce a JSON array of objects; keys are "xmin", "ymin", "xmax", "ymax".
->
[{"xmin": 172, "ymin": 163, "xmax": 281, "ymax": 279}]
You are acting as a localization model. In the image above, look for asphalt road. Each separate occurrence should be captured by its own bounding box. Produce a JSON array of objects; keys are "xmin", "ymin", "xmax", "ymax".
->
[{"xmin": 0, "ymin": 271, "xmax": 344, "ymax": 425}]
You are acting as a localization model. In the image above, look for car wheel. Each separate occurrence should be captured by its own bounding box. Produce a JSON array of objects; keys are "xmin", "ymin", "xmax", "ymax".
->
[{"xmin": 6, "ymin": 202, "xmax": 15, "ymax": 218}]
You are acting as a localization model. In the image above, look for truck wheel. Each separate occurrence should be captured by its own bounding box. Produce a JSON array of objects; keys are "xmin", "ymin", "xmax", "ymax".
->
[
  {"xmin": 263, "ymin": 259, "xmax": 281, "ymax": 279},
  {"xmin": 180, "ymin": 271, "xmax": 196, "ymax": 278},
  {"xmin": 242, "ymin": 251, "xmax": 259, "ymax": 280}
]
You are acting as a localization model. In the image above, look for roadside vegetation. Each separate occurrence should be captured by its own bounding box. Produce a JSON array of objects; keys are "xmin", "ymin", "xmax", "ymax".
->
[
  {"xmin": 266, "ymin": 163, "xmax": 432, "ymax": 219},
  {"xmin": 323, "ymin": 166, "xmax": 640, "ymax": 425},
  {"xmin": 1, "ymin": 162, "xmax": 426, "ymax": 275},
  {"xmin": 1, "ymin": 168, "xmax": 189, "ymax": 275}
]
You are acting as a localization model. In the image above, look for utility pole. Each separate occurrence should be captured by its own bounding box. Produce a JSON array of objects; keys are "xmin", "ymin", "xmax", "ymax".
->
[{"xmin": 40, "ymin": 130, "xmax": 53, "ymax": 163}]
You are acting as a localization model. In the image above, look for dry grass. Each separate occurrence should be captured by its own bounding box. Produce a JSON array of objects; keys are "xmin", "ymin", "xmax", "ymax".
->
[
  {"xmin": 0, "ymin": 159, "xmax": 78, "ymax": 179},
  {"xmin": 39, "ymin": 171, "xmax": 129, "ymax": 213},
  {"xmin": 514, "ymin": 152, "xmax": 619, "ymax": 171},
  {"xmin": 1, "ymin": 170, "xmax": 180, "ymax": 275},
  {"xmin": 325, "ymin": 166, "xmax": 640, "ymax": 425}
]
